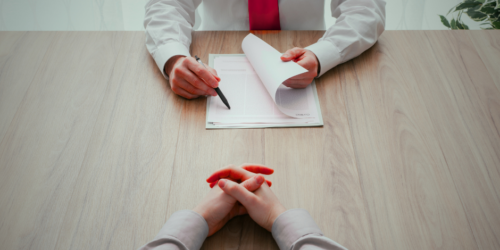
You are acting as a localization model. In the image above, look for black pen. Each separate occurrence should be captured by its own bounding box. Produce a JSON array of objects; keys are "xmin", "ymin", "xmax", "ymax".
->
[{"xmin": 194, "ymin": 55, "xmax": 231, "ymax": 110}]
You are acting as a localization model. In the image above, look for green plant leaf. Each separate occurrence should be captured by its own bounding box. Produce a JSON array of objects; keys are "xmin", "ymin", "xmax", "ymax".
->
[
  {"xmin": 451, "ymin": 18, "xmax": 458, "ymax": 29},
  {"xmin": 455, "ymin": 1, "xmax": 482, "ymax": 11},
  {"xmin": 485, "ymin": 1, "xmax": 496, "ymax": 7},
  {"xmin": 456, "ymin": 20, "xmax": 465, "ymax": 29},
  {"xmin": 496, "ymin": 0, "xmax": 500, "ymax": 8},
  {"xmin": 448, "ymin": 2, "xmax": 463, "ymax": 15},
  {"xmin": 479, "ymin": 5, "xmax": 496, "ymax": 14},
  {"xmin": 492, "ymin": 21, "xmax": 500, "ymax": 28},
  {"xmin": 467, "ymin": 7, "xmax": 489, "ymax": 21},
  {"xmin": 462, "ymin": 22, "xmax": 470, "ymax": 29},
  {"xmin": 439, "ymin": 15, "xmax": 451, "ymax": 28}
]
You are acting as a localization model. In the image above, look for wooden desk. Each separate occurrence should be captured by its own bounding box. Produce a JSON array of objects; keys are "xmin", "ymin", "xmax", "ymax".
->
[{"xmin": 0, "ymin": 31, "xmax": 499, "ymax": 250}]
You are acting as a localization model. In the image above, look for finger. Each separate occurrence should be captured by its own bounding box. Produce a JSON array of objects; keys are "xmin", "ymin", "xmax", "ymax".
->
[
  {"xmin": 241, "ymin": 175, "xmax": 265, "ymax": 192},
  {"xmin": 206, "ymin": 167, "xmax": 252, "ymax": 183},
  {"xmin": 206, "ymin": 164, "xmax": 273, "ymax": 183},
  {"xmin": 281, "ymin": 47, "xmax": 306, "ymax": 62},
  {"xmin": 219, "ymin": 179, "xmax": 257, "ymax": 207},
  {"xmin": 207, "ymin": 67, "xmax": 221, "ymax": 82},
  {"xmin": 178, "ymin": 69, "xmax": 217, "ymax": 96},
  {"xmin": 186, "ymin": 58, "xmax": 219, "ymax": 88},
  {"xmin": 174, "ymin": 78, "xmax": 209, "ymax": 96},
  {"xmin": 241, "ymin": 164, "xmax": 274, "ymax": 175},
  {"xmin": 295, "ymin": 58, "xmax": 318, "ymax": 78},
  {"xmin": 171, "ymin": 82, "xmax": 200, "ymax": 99},
  {"xmin": 228, "ymin": 203, "xmax": 248, "ymax": 220},
  {"xmin": 210, "ymin": 178, "xmax": 270, "ymax": 188},
  {"xmin": 282, "ymin": 79, "xmax": 311, "ymax": 89},
  {"xmin": 283, "ymin": 83, "xmax": 309, "ymax": 89},
  {"xmin": 237, "ymin": 205, "xmax": 247, "ymax": 216}
]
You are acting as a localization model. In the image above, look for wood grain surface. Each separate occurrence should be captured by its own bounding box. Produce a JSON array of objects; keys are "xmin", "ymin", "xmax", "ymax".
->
[{"xmin": 0, "ymin": 31, "xmax": 499, "ymax": 250}]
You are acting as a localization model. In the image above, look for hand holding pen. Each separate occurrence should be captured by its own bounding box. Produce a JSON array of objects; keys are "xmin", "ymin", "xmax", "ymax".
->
[
  {"xmin": 163, "ymin": 55, "xmax": 222, "ymax": 100},
  {"xmin": 194, "ymin": 55, "xmax": 231, "ymax": 109}
]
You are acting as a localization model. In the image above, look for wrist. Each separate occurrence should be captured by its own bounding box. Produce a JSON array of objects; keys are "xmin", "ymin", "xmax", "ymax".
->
[
  {"xmin": 192, "ymin": 206, "xmax": 208, "ymax": 223},
  {"xmin": 267, "ymin": 204, "xmax": 287, "ymax": 231},
  {"xmin": 164, "ymin": 55, "xmax": 186, "ymax": 77}
]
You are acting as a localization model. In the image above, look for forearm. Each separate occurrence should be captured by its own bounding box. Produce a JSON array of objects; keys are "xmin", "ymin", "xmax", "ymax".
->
[
  {"xmin": 272, "ymin": 209, "xmax": 347, "ymax": 250},
  {"xmin": 138, "ymin": 210, "xmax": 208, "ymax": 250},
  {"xmin": 306, "ymin": 0, "xmax": 386, "ymax": 76},
  {"xmin": 144, "ymin": 0, "xmax": 198, "ymax": 77}
]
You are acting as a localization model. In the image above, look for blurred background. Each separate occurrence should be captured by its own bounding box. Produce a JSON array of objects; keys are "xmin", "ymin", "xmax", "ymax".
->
[{"xmin": 0, "ymin": 0, "xmax": 482, "ymax": 31}]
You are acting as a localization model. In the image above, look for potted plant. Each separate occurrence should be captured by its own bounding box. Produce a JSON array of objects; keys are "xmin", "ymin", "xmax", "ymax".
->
[{"xmin": 440, "ymin": 0, "xmax": 500, "ymax": 29}]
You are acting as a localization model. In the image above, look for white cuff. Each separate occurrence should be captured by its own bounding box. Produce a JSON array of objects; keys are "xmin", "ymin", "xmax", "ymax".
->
[
  {"xmin": 272, "ymin": 209, "xmax": 323, "ymax": 250},
  {"xmin": 153, "ymin": 42, "xmax": 191, "ymax": 79},
  {"xmin": 154, "ymin": 210, "xmax": 208, "ymax": 250},
  {"xmin": 305, "ymin": 41, "xmax": 342, "ymax": 77}
]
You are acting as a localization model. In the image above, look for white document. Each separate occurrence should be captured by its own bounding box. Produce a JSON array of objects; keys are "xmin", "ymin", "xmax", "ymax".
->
[{"xmin": 206, "ymin": 34, "xmax": 323, "ymax": 129}]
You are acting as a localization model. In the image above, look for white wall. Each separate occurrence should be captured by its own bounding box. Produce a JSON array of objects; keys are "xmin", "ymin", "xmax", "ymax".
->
[{"xmin": 0, "ymin": 0, "xmax": 481, "ymax": 31}]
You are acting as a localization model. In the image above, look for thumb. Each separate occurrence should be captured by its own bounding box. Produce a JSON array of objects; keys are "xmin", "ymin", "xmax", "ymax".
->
[
  {"xmin": 281, "ymin": 47, "xmax": 305, "ymax": 61},
  {"xmin": 219, "ymin": 179, "xmax": 257, "ymax": 207},
  {"xmin": 241, "ymin": 175, "xmax": 265, "ymax": 192}
]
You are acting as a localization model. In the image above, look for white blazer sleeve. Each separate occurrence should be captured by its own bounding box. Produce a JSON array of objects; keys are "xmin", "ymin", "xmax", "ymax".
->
[
  {"xmin": 144, "ymin": 0, "xmax": 201, "ymax": 78},
  {"xmin": 305, "ymin": 0, "xmax": 386, "ymax": 77}
]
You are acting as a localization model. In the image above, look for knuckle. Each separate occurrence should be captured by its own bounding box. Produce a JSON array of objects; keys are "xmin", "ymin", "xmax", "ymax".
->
[
  {"xmin": 171, "ymin": 84, "xmax": 179, "ymax": 92},
  {"xmin": 184, "ymin": 57, "xmax": 194, "ymax": 64},
  {"xmin": 194, "ymin": 67, "xmax": 204, "ymax": 75},
  {"xmin": 193, "ymin": 79, "xmax": 205, "ymax": 88},
  {"xmin": 173, "ymin": 67, "xmax": 182, "ymax": 75},
  {"xmin": 226, "ymin": 183, "xmax": 236, "ymax": 192},
  {"xmin": 247, "ymin": 196, "xmax": 258, "ymax": 205}
]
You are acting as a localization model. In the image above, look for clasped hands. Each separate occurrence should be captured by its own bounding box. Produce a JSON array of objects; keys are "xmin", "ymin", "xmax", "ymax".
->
[
  {"xmin": 165, "ymin": 48, "xmax": 319, "ymax": 99},
  {"xmin": 193, "ymin": 164, "xmax": 286, "ymax": 236}
]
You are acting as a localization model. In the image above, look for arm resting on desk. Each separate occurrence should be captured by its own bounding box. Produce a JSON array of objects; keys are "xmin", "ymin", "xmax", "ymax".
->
[
  {"xmin": 138, "ymin": 210, "xmax": 208, "ymax": 250},
  {"xmin": 273, "ymin": 209, "xmax": 347, "ymax": 250},
  {"xmin": 306, "ymin": 0, "xmax": 386, "ymax": 77},
  {"xmin": 144, "ymin": 0, "xmax": 199, "ymax": 78},
  {"xmin": 139, "ymin": 209, "xmax": 347, "ymax": 250}
]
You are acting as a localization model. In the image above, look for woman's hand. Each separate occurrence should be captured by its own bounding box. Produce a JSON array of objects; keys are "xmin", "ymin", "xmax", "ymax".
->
[
  {"xmin": 218, "ymin": 179, "xmax": 286, "ymax": 231},
  {"xmin": 193, "ymin": 164, "xmax": 274, "ymax": 236},
  {"xmin": 193, "ymin": 175, "xmax": 265, "ymax": 236},
  {"xmin": 206, "ymin": 164, "xmax": 273, "ymax": 188}
]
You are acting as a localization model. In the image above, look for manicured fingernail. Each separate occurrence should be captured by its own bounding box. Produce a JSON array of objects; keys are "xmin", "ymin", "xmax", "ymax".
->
[
  {"xmin": 219, "ymin": 179, "xmax": 226, "ymax": 188},
  {"xmin": 283, "ymin": 54, "xmax": 289, "ymax": 57},
  {"xmin": 212, "ymin": 90, "xmax": 217, "ymax": 96}
]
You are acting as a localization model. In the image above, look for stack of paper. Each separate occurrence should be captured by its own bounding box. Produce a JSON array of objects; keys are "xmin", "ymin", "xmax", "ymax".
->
[{"xmin": 206, "ymin": 34, "xmax": 323, "ymax": 129}]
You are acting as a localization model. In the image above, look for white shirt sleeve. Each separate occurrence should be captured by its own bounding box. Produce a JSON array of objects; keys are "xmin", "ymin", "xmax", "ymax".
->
[
  {"xmin": 144, "ymin": 0, "xmax": 201, "ymax": 78},
  {"xmin": 138, "ymin": 210, "xmax": 209, "ymax": 250},
  {"xmin": 272, "ymin": 209, "xmax": 348, "ymax": 250},
  {"xmin": 305, "ymin": 0, "xmax": 386, "ymax": 77}
]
